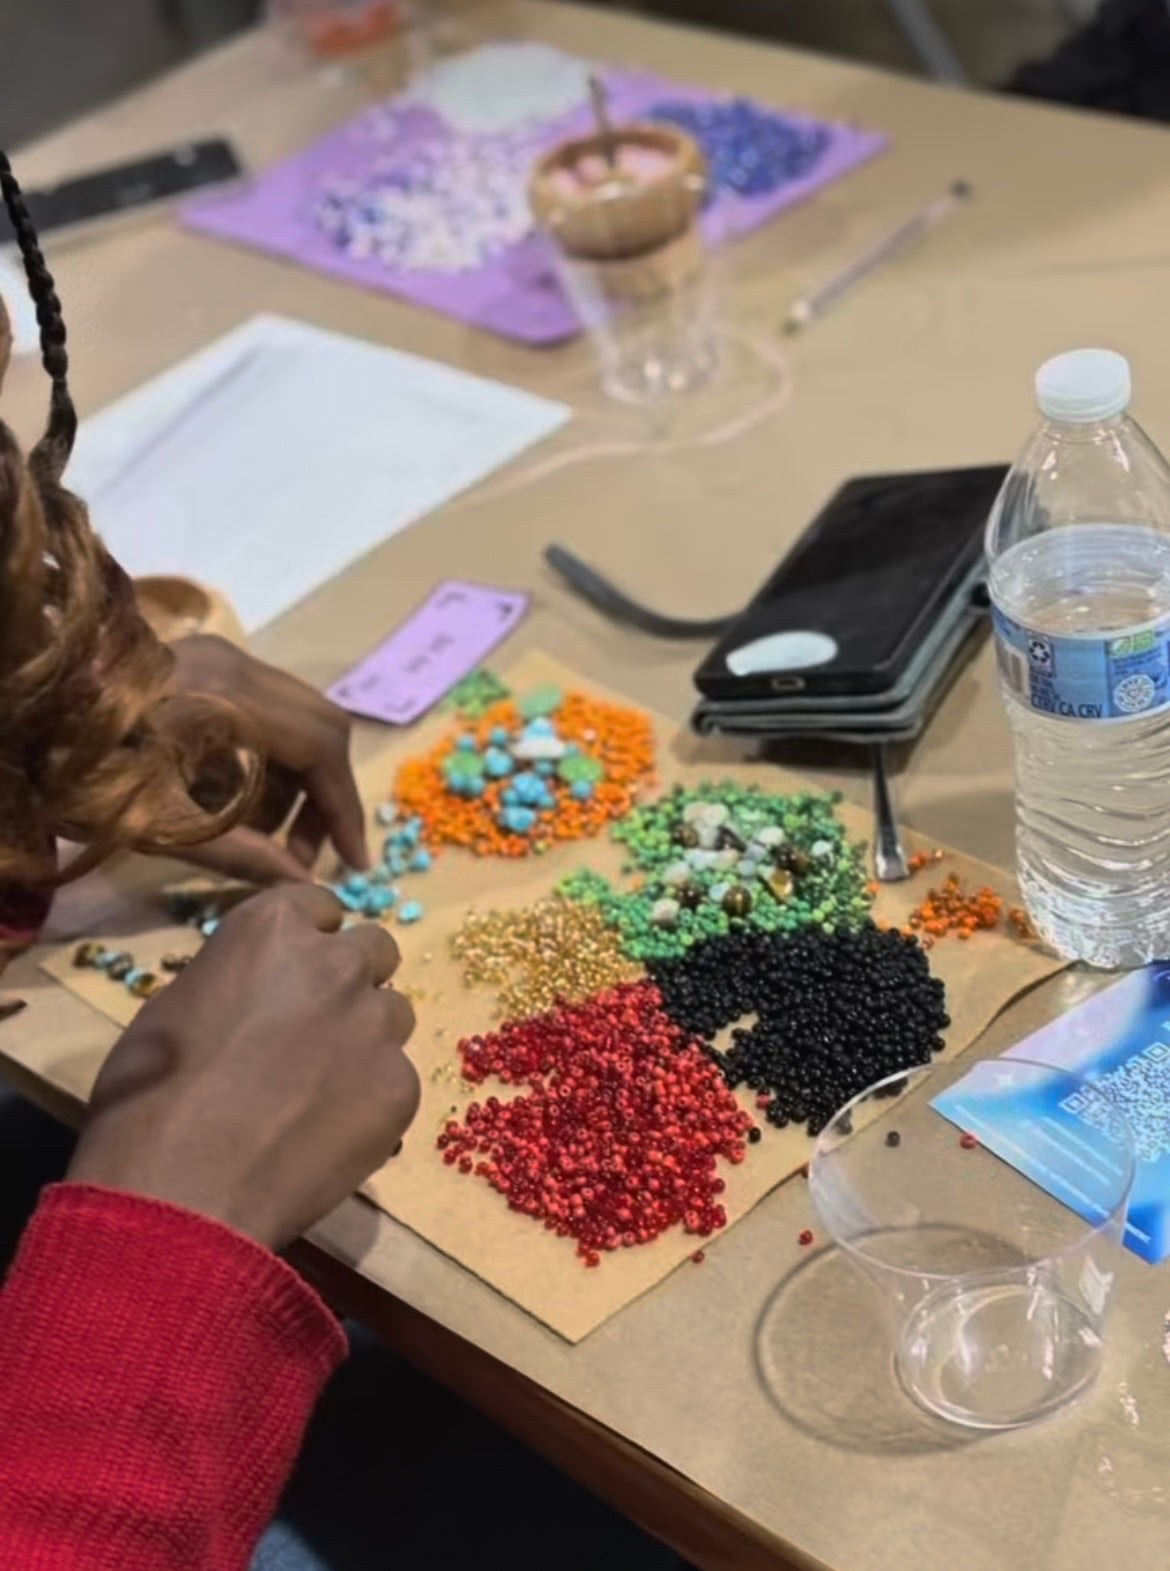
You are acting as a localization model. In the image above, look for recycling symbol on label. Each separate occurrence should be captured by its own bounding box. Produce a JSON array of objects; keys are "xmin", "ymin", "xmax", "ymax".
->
[{"xmin": 1028, "ymin": 637, "xmax": 1053, "ymax": 668}]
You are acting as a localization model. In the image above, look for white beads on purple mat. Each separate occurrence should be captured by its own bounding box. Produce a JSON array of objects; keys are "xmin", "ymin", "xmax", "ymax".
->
[{"xmin": 314, "ymin": 126, "xmax": 547, "ymax": 273}]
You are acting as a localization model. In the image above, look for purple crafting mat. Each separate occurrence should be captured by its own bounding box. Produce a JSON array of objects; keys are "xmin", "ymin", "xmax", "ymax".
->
[{"xmin": 183, "ymin": 60, "xmax": 886, "ymax": 345}]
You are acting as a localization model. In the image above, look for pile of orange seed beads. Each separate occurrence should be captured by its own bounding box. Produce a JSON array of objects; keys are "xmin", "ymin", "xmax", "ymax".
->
[
  {"xmin": 394, "ymin": 691, "xmax": 655, "ymax": 857},
  {"xmin": 907, "ymin": 872, "xmax": 1005, "ymax": 946},
  {"xmin": 450, "ymin": 896, "xmax": 641, "ymax": 1020}
]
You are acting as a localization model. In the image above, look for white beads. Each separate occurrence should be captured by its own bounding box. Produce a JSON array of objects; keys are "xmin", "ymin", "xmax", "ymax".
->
[{"xmin": 314, "ymin": 125, "xmax": 545, "ymax": 274}]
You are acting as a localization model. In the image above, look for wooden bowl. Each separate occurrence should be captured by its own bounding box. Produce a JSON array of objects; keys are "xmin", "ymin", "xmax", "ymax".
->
[
  {"xmin": 133, "ymin": 576, "xmax": 246, "ymax": 648},
  {"xmin": 529, "ymin": 124, "xmax": 707, "ymax": 263}
]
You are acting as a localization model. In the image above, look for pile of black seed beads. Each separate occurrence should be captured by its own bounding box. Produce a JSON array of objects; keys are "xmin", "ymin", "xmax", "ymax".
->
[{"xmin": 649, "ymin": 923, "xmax": 949, "ymax": 1136}]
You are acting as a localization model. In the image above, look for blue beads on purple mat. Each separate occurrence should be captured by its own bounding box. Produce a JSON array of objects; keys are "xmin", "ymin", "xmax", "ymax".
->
[{"xmin": 645, "ymin": 99, "xmax": 831, "ymax": 200}]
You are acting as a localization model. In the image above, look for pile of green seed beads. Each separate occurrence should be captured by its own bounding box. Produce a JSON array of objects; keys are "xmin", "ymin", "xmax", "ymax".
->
[
  {"xmin": 560, "ymin": 781, "xmax": 872, "ymax": 963},
  {"xmin": 440, "ymin": 668, "xmax": 511, "ymax": 720}
]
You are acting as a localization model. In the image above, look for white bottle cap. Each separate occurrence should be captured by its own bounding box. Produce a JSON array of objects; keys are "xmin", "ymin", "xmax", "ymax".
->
[{"xmin": 1035, "ymin": 349, "xmax": 1132, "ymax": 423}]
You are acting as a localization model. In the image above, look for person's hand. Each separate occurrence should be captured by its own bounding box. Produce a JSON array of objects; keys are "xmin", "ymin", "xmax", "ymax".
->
[
  {"xmin": 68, "ymin": 884, "xmax": 419, "ymax": 1250},
  {"xmin": 169, "ymin": 634, "xmax": 368, "ymax": 885}
]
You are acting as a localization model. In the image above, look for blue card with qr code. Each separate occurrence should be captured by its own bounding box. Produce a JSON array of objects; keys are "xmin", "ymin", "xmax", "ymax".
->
[{"xmin": 933, "ymin": 966, "xmax": 1170, "ymax": 1264}]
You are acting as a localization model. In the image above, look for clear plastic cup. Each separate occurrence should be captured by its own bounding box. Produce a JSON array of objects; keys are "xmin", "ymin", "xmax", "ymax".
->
[
  {"xmin": 553, "ymin": 234, "xmax": 722, "ymax": 406},
  {"xmin": 530, "ymin": 125, "xmax": 720, "ymax": 407},
  {"xmin": 809, "ymin": 1057, "xmax": 1135, "ymax": 1431}
]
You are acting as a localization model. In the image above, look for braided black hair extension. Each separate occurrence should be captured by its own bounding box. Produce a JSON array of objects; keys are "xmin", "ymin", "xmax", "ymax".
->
[{"xmin": 0, "ymin": 150, "xmax": 77, "ymax": 477}]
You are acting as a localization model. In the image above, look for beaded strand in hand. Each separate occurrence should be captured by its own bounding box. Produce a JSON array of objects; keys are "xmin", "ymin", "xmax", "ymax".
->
[{"xmin": 649, "ymin": 924, "xmax": 950, "ymax": 1137}]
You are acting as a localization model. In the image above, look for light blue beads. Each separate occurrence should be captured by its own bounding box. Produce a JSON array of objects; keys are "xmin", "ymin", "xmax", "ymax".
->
[{"xmin": 511, "ymin": 771, "xmax": 554, "ymax": 810}]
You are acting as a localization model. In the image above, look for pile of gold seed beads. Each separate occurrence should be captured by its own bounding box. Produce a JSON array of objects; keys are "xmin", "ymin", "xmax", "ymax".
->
[{"xmin": 450, "ymin": 895, "xmax": 641, "ymax": 1020}]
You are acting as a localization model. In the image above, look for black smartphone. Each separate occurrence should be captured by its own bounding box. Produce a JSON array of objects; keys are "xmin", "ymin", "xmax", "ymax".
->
[
  {"xmin": 693, "ymin": 464, "xmax": 1008, "ymax": 704},
  {"xmin": 0, "ymin": 140, "xmax": 245, "ymax": 243}
]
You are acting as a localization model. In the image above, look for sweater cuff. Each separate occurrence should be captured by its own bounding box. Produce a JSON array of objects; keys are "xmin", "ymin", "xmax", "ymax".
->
[
  {"xmin": 17, "ymin": 1182, "xmax": 347, "ymax": 1374},
  {"xmin": 0, "ymin": 1184, "xmax": 347, "ymax": 1569}
]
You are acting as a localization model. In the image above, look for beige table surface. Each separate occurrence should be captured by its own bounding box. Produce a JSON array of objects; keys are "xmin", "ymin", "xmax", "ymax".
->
[{"xmin": 6, "ymin": 6, "xmax": 1170, "ymax": 1568}]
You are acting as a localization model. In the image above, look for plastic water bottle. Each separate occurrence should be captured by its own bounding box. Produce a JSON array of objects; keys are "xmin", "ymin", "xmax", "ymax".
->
[{"xmin": 987, "ymin": 349, "xmax": 1170, "ymax": 968}]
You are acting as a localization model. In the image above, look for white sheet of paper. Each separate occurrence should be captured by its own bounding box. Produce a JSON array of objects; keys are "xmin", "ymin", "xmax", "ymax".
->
[
  {"xmin": 0, "ymin": 246, "xmax": 42, "ymax": 355},
  {"xmin": 66, "ymin": 314, "xmax": 570, "ymax": 631}
]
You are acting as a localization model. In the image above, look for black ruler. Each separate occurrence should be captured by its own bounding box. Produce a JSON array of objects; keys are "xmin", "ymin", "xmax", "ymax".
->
[{"xmin": 0, "ymin": 139, "xmax": 245, "ymax": 241}]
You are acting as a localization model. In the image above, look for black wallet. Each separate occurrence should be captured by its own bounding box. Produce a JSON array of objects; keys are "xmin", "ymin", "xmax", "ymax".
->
[
  {"xmin": 692, "ymin": 562, "xmax": 989, "ymax": 744},
  {"xmin": 689, "ymin": 465, "xmax": 1006, "ymax": 745}
]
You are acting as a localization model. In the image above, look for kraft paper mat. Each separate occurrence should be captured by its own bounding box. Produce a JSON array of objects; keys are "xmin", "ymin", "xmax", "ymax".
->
[{"xmin": 41, "ymin": 652, "xmax": 1063, "ymax": 1341}]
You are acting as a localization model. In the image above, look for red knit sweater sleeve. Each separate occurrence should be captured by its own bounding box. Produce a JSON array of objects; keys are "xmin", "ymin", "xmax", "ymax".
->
[{"xmin": 0, "ymin": 1183, "xmax": 346, "ymax": 1570}]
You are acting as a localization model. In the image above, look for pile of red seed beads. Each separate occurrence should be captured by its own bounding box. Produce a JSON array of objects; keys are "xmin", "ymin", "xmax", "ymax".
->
[{"xmin": 439, "ymin": 981, "xmax": 754, "ymax": 1266}]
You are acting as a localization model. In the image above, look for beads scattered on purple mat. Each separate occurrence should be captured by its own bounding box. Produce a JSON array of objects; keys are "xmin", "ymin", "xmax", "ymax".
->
[
  {"xmin": 314, "ymin": 127, "xmax": 547, "ymax": 274},
  {"xmin": 646, "ymin": 98, "xmax": 831, "ymax": 199}
]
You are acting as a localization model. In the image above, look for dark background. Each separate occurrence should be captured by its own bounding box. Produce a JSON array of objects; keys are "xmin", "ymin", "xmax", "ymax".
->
[{"xmin": 0, "ymin": 0, "xmax": 1071, "ymax": 151}]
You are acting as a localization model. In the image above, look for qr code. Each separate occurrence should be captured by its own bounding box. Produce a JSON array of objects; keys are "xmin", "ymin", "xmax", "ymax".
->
[{"xmin": 1066, "ymin": 1043, "xmax": 1170, "ymax": 1163}]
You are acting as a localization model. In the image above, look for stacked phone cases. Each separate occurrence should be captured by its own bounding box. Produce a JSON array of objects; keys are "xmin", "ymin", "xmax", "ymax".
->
[{"xmin": 691, "ymin": 466, "xmax": 1007, "ymax": 745}]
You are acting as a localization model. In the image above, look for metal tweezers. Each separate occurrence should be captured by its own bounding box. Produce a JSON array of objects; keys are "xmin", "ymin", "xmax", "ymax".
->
[{"xmin": 872, "ymin": 744, "xmax": 910, "ymax": 883}]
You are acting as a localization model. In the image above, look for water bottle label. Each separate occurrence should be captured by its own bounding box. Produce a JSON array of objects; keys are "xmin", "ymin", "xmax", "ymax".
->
[{"xmin": 993, "ymin": 607, "xmax": 1170, "ymax": 720}]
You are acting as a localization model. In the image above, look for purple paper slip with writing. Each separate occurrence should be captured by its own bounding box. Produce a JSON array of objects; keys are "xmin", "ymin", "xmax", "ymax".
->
[{"xmin": 328, "ymin": 581, "xmax": 528, "ymax": 725}]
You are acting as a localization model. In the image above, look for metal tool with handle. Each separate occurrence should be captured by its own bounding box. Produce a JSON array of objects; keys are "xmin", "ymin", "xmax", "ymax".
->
[{"xmin": 871, "ymin": 743, "xmax": 910, "ymax": 883}]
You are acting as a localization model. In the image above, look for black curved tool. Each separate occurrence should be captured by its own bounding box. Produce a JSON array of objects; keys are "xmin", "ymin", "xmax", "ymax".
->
[{"xmin": 544, "ymin": 544, "xmax": 739, "ymax": 641}]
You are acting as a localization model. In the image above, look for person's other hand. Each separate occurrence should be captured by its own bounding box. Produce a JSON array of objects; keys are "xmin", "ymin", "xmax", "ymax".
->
[
  {"xmin": 169, "ymin": 634, "xmax": 368, "ymax": 885},
  {"xmin": 68, "ymin": 885, "xmax": 419, "ymax": 1250}
]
